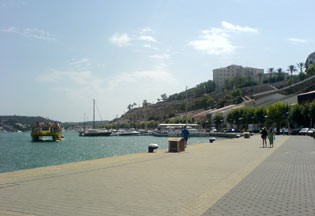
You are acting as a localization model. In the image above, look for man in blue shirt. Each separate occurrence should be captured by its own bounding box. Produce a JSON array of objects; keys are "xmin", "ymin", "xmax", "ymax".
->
[{"xmin": 182, "ymin": 126, "xmax": 190, "ymax": 147}]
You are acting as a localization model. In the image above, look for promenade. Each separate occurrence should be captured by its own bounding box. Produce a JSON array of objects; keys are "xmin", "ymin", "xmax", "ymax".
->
[{"xmin": 0, "ymin": 135, "xmax": 314, "ymax": 216}]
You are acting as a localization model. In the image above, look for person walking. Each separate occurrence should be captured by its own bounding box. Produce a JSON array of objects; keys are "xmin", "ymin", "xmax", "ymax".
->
[
  {"xmin": 268, "ymin": 128, "xmax": 275, "ymax": 148},
  {"xmin": 261, "ymin": 127, "xmax": 268, "ymax": 148},
  {"xmin": 182, "ymin": 126, "xmax": 190, "ymax": 148}
]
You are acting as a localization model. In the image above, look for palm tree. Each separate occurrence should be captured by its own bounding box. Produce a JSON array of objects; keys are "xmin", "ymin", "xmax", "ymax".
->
[
  {"xmin": 297, "ymin": 62, "xmax": 304, "ymax": 73},
  {"xmin": 277, "ymin": 68, "xmax": 283, "ymax": 79},
  {"xmin": 287, "ymin": 65, "xmax": 297, "ymax": 77},
  {"xmin": 267, "ymin": 68, "xmax": 274, "ymax": 80}
]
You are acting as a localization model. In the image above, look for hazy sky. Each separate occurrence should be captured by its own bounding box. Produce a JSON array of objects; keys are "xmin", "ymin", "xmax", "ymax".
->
[{"xmin": 1, "ymin": 0, "xmax": 314, "ymax": 122}]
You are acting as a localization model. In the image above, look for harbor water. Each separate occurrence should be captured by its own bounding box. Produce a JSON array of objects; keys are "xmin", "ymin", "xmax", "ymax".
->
[{"xmin": 0, "ymin": 132, "xmax": 226, "ymax": 173}]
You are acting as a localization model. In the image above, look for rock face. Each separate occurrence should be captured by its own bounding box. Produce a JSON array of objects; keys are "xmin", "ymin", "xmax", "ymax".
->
[
  {"xmin": 121, "ymin": 100, "xmax": 185, "ymax": 122},
  {"xmin": 305, "ymin": 51, "xmax": 315, "ymax": 69}
]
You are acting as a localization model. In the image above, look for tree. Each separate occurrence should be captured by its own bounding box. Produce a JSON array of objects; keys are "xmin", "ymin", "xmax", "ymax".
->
[
  {"xmin": 299, "ymin": 72, "xmax": 305, "ymax": 81},
  {"xmin": 287, "ymin": 65, "xmax": 297, "ymax": 77},
  {"xmin": 223, "ymin": 79, "xmax": 233, "ymax": 90},
  {"xmin": 254, "ymin": 107, "xmax": 267, "ymax": 127},
  {"xmin": 206, "ymin": 96, "xmax": 216, "ymax": 108},
  {"xmin": 288, "ymin": 78, "xmax": 293, "ymax": 85},
  {"xmin": 297, "ymin": 62, "xmax": 304, "ymax": 74},
  {"xmin": 266, "ymin": 102, "xmax": 289, "ymax": 130},
  {"xmin": 290, "ymin": 104, "xmax": 305, "ymax": 127},
  {"xmin": 231, "ymin": 89, "xmax": 242, "ymax": 98},
  {"xmin": 217, "ymin": 98, "xmax": 225, "ymax": 108},
  {"xmin": 306, "ymin": 64, "xmax": 315, "ymax": 76},
  {"xmin": 276, "ymin": 68, "xmax": 283, "ymax": 79},
  {"xmin": 243, "ymin": 107, "xmax": 256, "ymax": 128},
  {"xmin": 267, "ymin": 68, "xmax": 274, "ymax": 80},
  {"xmin": 213, "ymin": 113, "xmax": 224, "ymax": 131},
  {"xmin": 161, "ymin": 93, "xmax": 168, "ymax": 101}
]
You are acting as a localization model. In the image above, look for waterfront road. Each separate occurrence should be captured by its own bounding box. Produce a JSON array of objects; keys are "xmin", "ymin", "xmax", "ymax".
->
[{"xmin": 0, "ymin": 135, "xmax": 314, "ymax": 216}]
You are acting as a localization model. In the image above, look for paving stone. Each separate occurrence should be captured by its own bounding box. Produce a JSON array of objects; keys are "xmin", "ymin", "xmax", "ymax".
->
[{"xmin": 203, "ymin": 136, "xmax": 315, "ymax": 216}]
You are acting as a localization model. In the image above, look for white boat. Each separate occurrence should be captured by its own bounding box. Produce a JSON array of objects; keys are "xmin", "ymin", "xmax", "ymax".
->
[
  {"xmin": 80, "ymin": 128, "xmax": 111, "ymax": 137},
  {"xmin": 155, "ymin": 124, "xmax": 208, "ymax": 137},
  {"xmin": 118, "ymin": 130, "xmax": 140, "ymax": 136},
  {"xmin": 152, "ymin": 131, "xmax": 169, "ymax": 137},
  {"xmin": 79, "ymin": 99, "xmax": 111, "ymax": 137}
]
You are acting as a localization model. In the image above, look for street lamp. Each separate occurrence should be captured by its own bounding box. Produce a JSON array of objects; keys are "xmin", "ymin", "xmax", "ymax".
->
[
  {"xmin": 264, "ymin": 115, "xmax": 268, "ymax": 128},
  {"xmin": 238, "ymin": 117, "xmax": 243, "ymax": 131},
  {"xmin": 286, "ymin": 112, "xmax": 290, "ymax": 135},
  {"xmin": 220, "ymin": 119, "xmax": 223, "ymax": 131}
]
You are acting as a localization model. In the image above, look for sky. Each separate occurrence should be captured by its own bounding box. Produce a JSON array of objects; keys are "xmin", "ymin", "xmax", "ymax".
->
[{"xmin": 1, "ymin": 0, "xmax": 314, "ymax": 122}]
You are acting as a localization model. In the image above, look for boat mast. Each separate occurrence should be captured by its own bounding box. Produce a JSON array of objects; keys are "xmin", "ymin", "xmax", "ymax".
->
[
  {"xmin": 185, "ymin": 86, "xmax": 188, "ymax": 125},
  {"xmin": 83, "ymin": 112, "xmax": 86, "ymax": 131},
  {"xmin": 93, "ymin": 99, "xmax": 95, "ymax": 129}
]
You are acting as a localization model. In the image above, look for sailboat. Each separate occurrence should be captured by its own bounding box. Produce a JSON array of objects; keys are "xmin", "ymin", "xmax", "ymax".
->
[{"xmin": 79, "ymin": 99, "xmax": 111, "ymax": 137}]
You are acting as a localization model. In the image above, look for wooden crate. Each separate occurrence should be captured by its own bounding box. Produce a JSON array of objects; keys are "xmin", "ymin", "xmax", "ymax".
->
[{"xmin": 168, "ymin": 138, "xmax": 185, "ymax": 152}]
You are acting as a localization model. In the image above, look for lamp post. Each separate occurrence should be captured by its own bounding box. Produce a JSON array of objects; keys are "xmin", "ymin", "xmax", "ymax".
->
[
  {"xmin": 264, "ymin": 115, "xmax": 268, "ymax": 128},
  {"xmin": 286, "ymin": 112, "xmax": 290, "ymax": 135},
  {"xmin": 238, "ymin": 117, "xmax": 243, "ymax": 131},
  {"xmin": 251, "ymin": 116, "xmax": 255, "ymax": 132},
  {"xmin": 229, "ymin": 119, "xmax": 233, "ymax": 130}
]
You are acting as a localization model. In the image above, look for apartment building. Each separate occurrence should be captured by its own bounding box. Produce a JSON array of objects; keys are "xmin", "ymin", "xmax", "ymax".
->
[
  {"xmin": 305, "ymin": 51, "xmax": 315, "ymax": 69},
  {"xmin": 213, "ymin": 65, "xmax": 264, "ymax": 90}
]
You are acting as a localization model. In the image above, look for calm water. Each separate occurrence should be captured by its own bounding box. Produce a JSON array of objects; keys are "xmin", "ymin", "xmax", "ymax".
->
[{"xmin": 0, "ymin": 132, "xmax": 225, "ymax": 173}]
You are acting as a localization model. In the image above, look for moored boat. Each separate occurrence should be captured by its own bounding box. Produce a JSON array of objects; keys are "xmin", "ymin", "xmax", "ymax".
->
[
  {"xmin": 118, "ymin": 130, "xmax": 140, "ymax": 136},
  {"xmin": 31, "ymin": 122, "xmax": 62, "ymax": 142},
  {"xmin": 79, "ymin": 99, "xmax": 111, "ymax": 137},
  {"xmin": 79, "ymin": 128, "xmax": 111, "ymax": 137}
]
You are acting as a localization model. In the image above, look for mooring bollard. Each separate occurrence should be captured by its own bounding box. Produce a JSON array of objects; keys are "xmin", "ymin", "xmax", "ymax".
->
[
  {"xmin": 148, "ymin": 144, "xmax": 159, "ymax": 153},
  {"xmin": 209, "ymin": 137, "xmax": 216, "ymax": 143}
]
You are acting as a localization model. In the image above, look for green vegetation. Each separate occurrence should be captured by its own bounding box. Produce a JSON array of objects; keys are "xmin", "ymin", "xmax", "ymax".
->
[
  {"xmin": 224, "ymin": 76, "xmax": 258, "ymax": 89},
  {"xmin": 186, "ymin": 88, "xmax": 243, "ymax": 111},
  {"xmin": 287, "ymin": 65, "xmax": 297, "ymax": 77},
  {"xmin": 213, "ymin": 113, "xmax": 224, "ymax": 130},
  {"xmin": 263, "ymin": 74, "xmax": 285, "ymax": 83},
  {"xmin": 227, "ymin": 101, "xmax": 315, "ymax": 131},
  {"xmin": 306, "ymin": 64, "xmax": 315, "ymax": 76},
  {"xmin": 190, "ymin": 95, "xmax": 216, "ymax": 110},
  {"xmin": 0, "ymin": 116, "xmax": 56, "ymax": 132},
  {"xmin": 118, "ymin": 61, "xmax": 315, "ymax": 129},
  {"xmin": 168, "ymin": 80, "xmax": 215, "ymax": 101}
]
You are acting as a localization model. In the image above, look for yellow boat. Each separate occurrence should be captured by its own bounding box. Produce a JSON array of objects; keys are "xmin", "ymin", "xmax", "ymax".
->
[{"xmin": 31, "ymin": 122, "xmax": 62, "ymax": 142}]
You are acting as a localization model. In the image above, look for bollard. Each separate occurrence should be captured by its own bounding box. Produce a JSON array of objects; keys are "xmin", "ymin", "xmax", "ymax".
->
[
  {"xmin": 209, "ymin": 137, "xmax": 216, "ymax": 143},
  {"xmin": 148, "ymin": 144, "xmax": 159, "ymax": 153}
]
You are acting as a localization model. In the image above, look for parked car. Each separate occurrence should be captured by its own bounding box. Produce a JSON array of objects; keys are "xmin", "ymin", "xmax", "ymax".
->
[
  {"xmin": 225, "ymin": 128, "xmax": 236, "ymax": 133},
  {"xmin": 291, "ymin": 127, "xmax": 303, "ymax": 135},
  {"xmin": 307, "ymin": 128, "xmax": 315, "ymax": 136},
  {"xmin": 299, "ymin": 128, "xmax": 309, "ymax": 135},
  {"xmin": 251, "ymin": 129, "xmax": 260, "ymax": 133},
  {"xmin": 280, "ymin": 128, "xmax": 289, "ymax": 135}
]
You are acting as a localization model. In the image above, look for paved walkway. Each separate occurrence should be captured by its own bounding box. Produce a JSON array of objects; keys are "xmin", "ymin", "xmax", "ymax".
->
[
  {"xmin": 0, "ymin": 135, "xmax": 313, "ymax": 216},
  {"xmin": 203, "ymin": 136, "xmax": 315, "ymax": 216}
]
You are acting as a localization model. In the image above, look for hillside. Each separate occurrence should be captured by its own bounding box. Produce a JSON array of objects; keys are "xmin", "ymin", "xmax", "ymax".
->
[
  {"xmin": 0, "ymin": 116, "xmax": 56, "ymax": 132},
  {"xmin": 115, "ymin": 75, "xmax": 315, "ymax": 126}
]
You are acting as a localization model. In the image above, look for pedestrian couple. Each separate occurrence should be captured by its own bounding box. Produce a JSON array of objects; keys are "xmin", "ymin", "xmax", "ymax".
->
[{"xmin": 261, "ymin": 127, "xmax": 275, "ymax": 148}]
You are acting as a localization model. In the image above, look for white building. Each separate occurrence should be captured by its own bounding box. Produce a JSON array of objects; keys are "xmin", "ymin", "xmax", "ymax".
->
[
  {"xmin": 305, "ymin": 51, "xmax": 315, "ymax": 69},
  {"xmin": 213, "ymin": 65, "xmax": 264, "ymax": 90}
]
